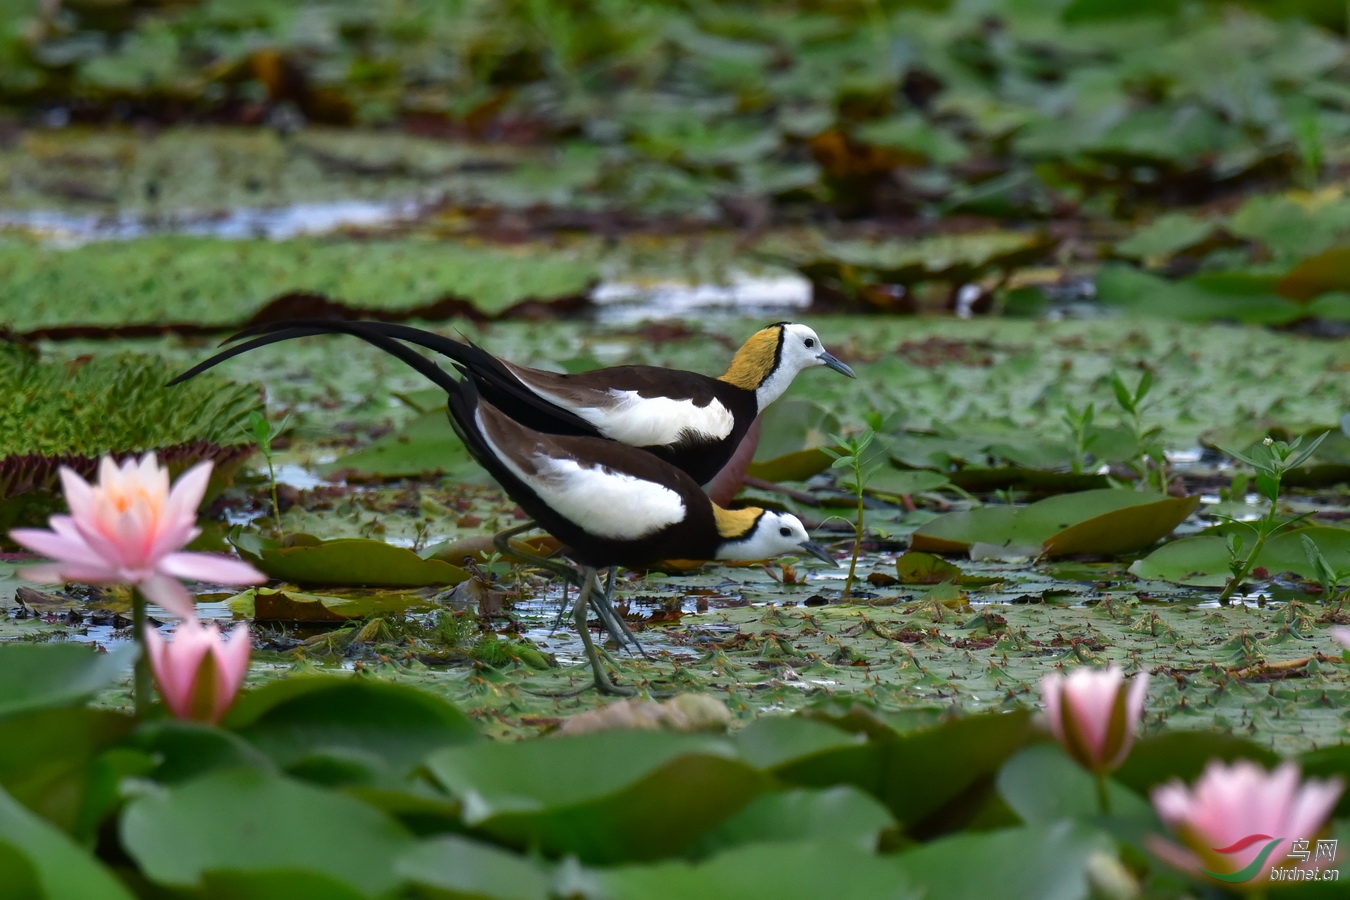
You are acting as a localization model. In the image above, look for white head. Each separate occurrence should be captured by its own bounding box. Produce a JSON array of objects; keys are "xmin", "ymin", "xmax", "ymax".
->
[
  {"xmin": 714, "ymin": 509, "xmax": 836, "ymax": 565},
  {"xmin": 739, "ymin": 323, "xmax": 856, "ymax": 411}
]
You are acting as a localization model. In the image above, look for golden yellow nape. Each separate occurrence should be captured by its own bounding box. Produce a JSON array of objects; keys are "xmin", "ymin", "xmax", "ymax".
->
[
  {"xmin": 711, "ymin": 505, "xmax": 762, "ymax": 540},
  {"xmin": 717, "ymin": 327, "xmax": 781, "ymax": 390}
]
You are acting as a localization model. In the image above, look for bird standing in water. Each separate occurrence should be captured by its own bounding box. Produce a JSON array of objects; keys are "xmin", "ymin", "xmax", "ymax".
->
[{"xmin": 173, "ymin": 323, "xmax": 837, "ymax": 693}]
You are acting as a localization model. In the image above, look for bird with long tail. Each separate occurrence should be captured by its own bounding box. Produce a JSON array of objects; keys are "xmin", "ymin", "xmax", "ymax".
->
[{"xmin": 172, "ymin": 323, "xmax": 835, "ymax": 693}]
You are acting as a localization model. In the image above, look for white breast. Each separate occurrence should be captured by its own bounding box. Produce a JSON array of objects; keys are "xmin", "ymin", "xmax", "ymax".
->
[
  {"xmin": 476, "ymin": 412, "xmax": 686, "ymax": 539},
  {"xmin": 578, "ymin": 390, "xmax": 736, "ymax": 447}
]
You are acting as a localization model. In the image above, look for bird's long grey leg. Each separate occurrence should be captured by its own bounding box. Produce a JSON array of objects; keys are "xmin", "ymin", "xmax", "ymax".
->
[{"xmin": 573, "ymin": 567, "xmax": 636, "ymax": 696}]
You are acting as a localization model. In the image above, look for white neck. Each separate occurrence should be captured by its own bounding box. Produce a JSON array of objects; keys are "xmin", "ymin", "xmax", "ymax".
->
[{"xmin": 753, "ymin": 362, "xmax": 797, "ymax": 412}]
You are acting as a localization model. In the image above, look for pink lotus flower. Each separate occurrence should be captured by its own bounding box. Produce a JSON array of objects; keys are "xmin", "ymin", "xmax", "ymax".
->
[
  {"xmin": 1041, "ymin": 665, "xmax": 1148, "ymax": 773},
  {"xmin": 9, "ymin": 454, "xmax": 264, "ymax": 618},
  {"xmin": 1148, "ymin": 760, "xmax": 1344, "ymax": 886},
  {"xmin": 144, "ymin": 622, "xmax": 251, "ymax": 723}
]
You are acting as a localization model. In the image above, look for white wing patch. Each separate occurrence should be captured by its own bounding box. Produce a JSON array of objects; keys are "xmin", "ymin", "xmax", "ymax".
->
[
  {"xmin": 476, "ymin": 411, "xmax": 686, "ymax": 539},
  {"xmin": 543, "ymin": 389, "xmax": 735, "ymax": 447}
]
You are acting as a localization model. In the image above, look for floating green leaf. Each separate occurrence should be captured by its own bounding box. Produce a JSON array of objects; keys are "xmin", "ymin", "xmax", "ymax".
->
[
  {"xmin": 228, "ymin": 677, "xmax": 481, "ymax": 786},
  {"xmin": 892, "ymin": 821, "xmax": 1115, "ymax": 900},
  {"xmin": 322, "ymin": 410, "xmax": 483, "ymax": 481},
  {"xmin": 747, "ymin": 399, "xmax": 840, "ymax": 483},
  {"xmin": 397, "ymin": 835, "xmax": 552, "ymax": 900},
  {"xmin": 0, "ymin": 643, "xmax": 137, "ymax": 721},
  {"xmin": 424, "ymin": 731, "xmax": 766, "ymax": 864},
  {"xmin": 231, "ymin": 531, "xmax": 470, "ymax": 588},
  {"xmin": 1128, "ymin": 525, "xmax": 1350, "ymax": 587},
  {"xmin": 120, "ymin": 767, "xmax": 415, "ymax": 895},
  {"xmin": 0, "ymin": 785, "xmax": 133, "ymax": 900},
  {"xmin": 0, "ymin": 237, "xmax": 598, "ymax": 332},
  {"xmin": 581, "ymin": 840, "xmax": 918, "ymax": 900},
  {"xmin": 910, "ymin": 490, "xmax": 1199, "ymax": 558}
]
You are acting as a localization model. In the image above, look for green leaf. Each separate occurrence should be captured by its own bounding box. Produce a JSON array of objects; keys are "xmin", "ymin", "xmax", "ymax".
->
[
  {"xmin": 0, "ymin": 785, "xmax": 134, "ymax": 900},
  {"xmin": 0, "ymin": 643, "xmax": 138, "ymax": 720},
  {"xmin": 0, "ymin": 708, "xmax": 134, "ymax": 837},
  {"xmin": 396, "ymin": 835, "xmax": 553, "ymax": 900},
  {"xmin": 997, "ymin": 744, "xmax": 1153, "ymax": 828},
  {"xmin": 1113, "ymin": 213, "xmax": 1218, "ymax": 262},
  {"xmin": 1129, "ymin": 525, "xmax": 1350, "ymax": 586},
  {"xmin": 120, "ymin": 768, "xmax": 415, "ymax": 896},
  {"xmin": 686, "ymin": 786, "xmax": 896, "ymax": 856},
  {"xmin": 732, "ymin": 716, "xmax": 866, "ymax": 771},
  {"xmin": 231, "ymin": 531, "xmax": 470, "ymax": 588},
  {"xmin": 0, "ymin": 237, "xmax": 598, "ymax": 332},
  {"xmin": 865, "ymin": 468, "xmax": 951, "ymax": 497},
  {"xmin": 229, "ymin": 586, "xmax": 431, "ymax": 621},
  {"xmin": 321, "ymin": 410, "xmax": 483, "ymax": 480},
  {"xmin": 132, "ymin": 719, "xmax": 273, "ymax": 784},
  {"xmin": 775, "ymin": 709, "xmax": 1035, "ymax": 832},
  {"xmin": 424, "ymin": 731, "xmax": 766, "ymax": 863},
  {"xmin": 894, "ymin": 551, "xmax": 999, "ymax": 587},
  {"xmin": 910, "ymin": 489, "xmax": 1199, "ymax": 558},
  {"xmin": 1095, "ymin": 265, "xmax": 1303, "ymax": 325},
  {"xmin": 578, "ymin": 840, "xmax": 919, "ymax": 900},
  {"xmin": 748, "ymin": 398, "xmax": 840, "ymax": 483},
  {"xmin": 227, "ymin": 677, "xmax": 481, "ymax": 787},
  {"xmin": 1276, "ymin": 245, "xmax": 1350, "ymax": 301},
  {"xmin": 893, "ymin": 821, "xmax": 1115, "ymax": 900}
]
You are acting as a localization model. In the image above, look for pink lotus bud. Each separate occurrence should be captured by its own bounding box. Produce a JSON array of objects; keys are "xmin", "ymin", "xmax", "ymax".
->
[
  {"xmin": 1332, "ymin": 626, "xmax": 1350, "ymax": 650},
  {"xmin": 1041, "ymin": 665, "xmax": 1148, "ymax": 773},
  {"xmin": 10, "ymin": 453, "xmax": 264, "ymax": 618},
  {"xmin": 1148, "ymin": 760, "xmax": 1343, "ymax": 886},
  {"xmin": 144, "ymin": 622, "xmax": 251, "ymax": 724}
]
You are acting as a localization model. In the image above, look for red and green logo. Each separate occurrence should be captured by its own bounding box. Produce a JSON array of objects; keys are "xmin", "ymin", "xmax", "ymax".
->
[{"xmin": 1201, "ymin": 834, "xmax": 1285, "ymax": 883}]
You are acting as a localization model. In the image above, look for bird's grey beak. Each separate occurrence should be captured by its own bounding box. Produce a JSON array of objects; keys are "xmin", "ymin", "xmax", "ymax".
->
[
  {"xmin": 799, "ymin": 541, "xmax": 837, "ymax": 566},
  {"xmin": 818, "ymin": 351, "xmax": 856, "ymax": 378}
]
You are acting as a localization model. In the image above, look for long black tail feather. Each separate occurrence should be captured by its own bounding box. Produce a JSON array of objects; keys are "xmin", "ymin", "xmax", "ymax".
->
[
  {"xmin": 172, "ymin": 318, "xmax": 599, "ymax": 438},
  {"xmin": 168, "ymin": 320, "xmax": 463, "ymax": 396}
]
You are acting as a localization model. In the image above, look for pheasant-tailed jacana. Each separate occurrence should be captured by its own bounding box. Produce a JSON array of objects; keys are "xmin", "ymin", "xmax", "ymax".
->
[
  {"xmin": 172, "ymin": 319, "xmax": 856, "ymax": 486},
  {"xmin": 172, "ymin": 325, "xmax": 835, "ymax": 693},
  {"xmin": 446, "ymin": 376, "xmax": 833, "ymax": 693}
]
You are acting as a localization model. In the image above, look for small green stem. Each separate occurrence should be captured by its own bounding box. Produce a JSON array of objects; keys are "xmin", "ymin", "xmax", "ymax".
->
[
  {"xmin": 266, "ymin": 453, "xmax": 283, "ymax": 537},
  {"xmin": 842, "ymin": 462, "xmax": 864, "ymax": 600},
  {"xmin": 1094, "ymin": 772, "xmax": 1111, "ymax": 816},
  {"xmin": 131, "ymin": 587, "xmax": 151, "ymax": 717},
  {"xmin": 1218, "ymin": 524, "xmax": 1274, "ymax": 606}
]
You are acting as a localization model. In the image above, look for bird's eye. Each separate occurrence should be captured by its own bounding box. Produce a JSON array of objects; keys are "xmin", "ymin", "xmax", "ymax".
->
[
  {"xmin": 779, "ymin": 526, "xmax": 792, "ymax": 537},
  {"xmin": 804, "ymin": 338, "xmax": 815, "ymax": 348}
]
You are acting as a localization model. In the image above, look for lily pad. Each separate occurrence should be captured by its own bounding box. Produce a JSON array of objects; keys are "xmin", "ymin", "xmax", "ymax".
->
[
  {"xmin": 0, "ymin": 785, "xmax": 133, "ymax": 900},
  {"xmin": 397, "ymin": 835, "xmax": 552, "ymax": 900},
  {"xmin": 747, "ymin": 399, "xmax": 840, "ymax": 483},
  {"xmin": 581, "ymin": 840, "xmax": 918, "ymax": 900},
  {"xmin": 423, "ymin": 731, "xmax": 766, "ymax": 864},
  {"xmin": 228, "ymin": 677, "xmax": 481, "ymax": 786},
  {"xmin": 120, "ymin": 767, "xmax": 416, "ymax": 896},
  {"xmin": 896, "ymin": 552, "xmax": 1001, "ymax": 587},
  {"xmin": 231, "ymin": 531, "xmax": 470, "ymax": 588},
  {"xmin": 0, "ymin": 643, "xmax": 137, "ymax": 721},
  {"xmin": 321, "ymin": 410, "xmax": 482, "ymax": 481},
  {"xmin": 0, "ymin": 237, "xmax": 598, "ymax": 334},
  {"xmin": 910, "ymin": 489, "xmax": 1200, "ymax": 558},
  {"xmin": 1276, "ymin": 245, "xmax": 1350, "ymax": 301},
  {"xmin": 229, "ymin": 587, "xmax": 429, "ymax": 622},
  {"xmin": 1128, "ymin": 525, "xmax": 1350, "ymax": 587}
]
